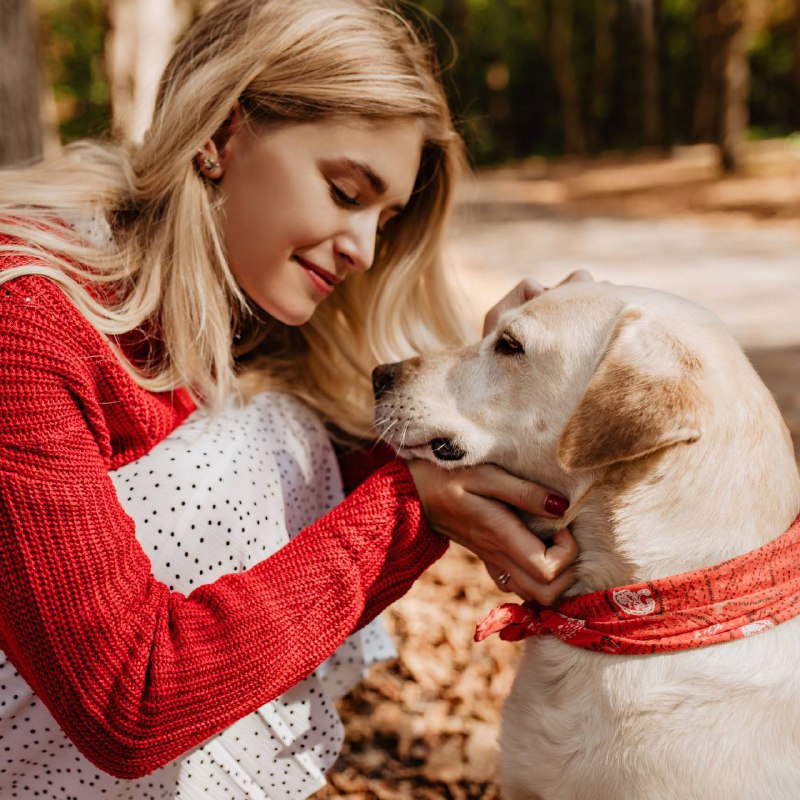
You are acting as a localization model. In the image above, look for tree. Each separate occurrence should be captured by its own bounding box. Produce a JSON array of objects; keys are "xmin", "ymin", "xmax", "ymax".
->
[
  {"xmin": 794, "ymin": 0, "xmax": 800, "ymax": 128},
  {"xmin": 0, "ymin": 0, "xmax": 44, "ymax": 166},
  {"xmin": 692, "ymin": 0, "xmax": 750, "ymax": 173},
  {"xmin": 549, "ymin": 0, "xmax": 587, "ymax": 154},
  {"xmin": 718, "ymin": 0, "xmax": 749, "ymax": 171},
  {"xmin": 631, "ymin": 0, "xmax": 664, "ymax": 147},
  {"xmin": 590, "ymin": 0, "xmax": 617, "ymax": 151},
  {"xmin": 105, "ymin": 0, "xmax": 191, "ymax": 142}
]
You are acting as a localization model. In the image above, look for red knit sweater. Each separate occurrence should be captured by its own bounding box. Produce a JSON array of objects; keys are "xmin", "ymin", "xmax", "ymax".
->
[{"xmin": 0, "ymin": 270, "xmax": 447, "ymax": 779}]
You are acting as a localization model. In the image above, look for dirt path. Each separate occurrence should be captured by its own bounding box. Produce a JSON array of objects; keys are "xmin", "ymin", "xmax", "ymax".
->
[{"xmin": 312, "ymin": 142, "xmax": 800, "ymax": 800}]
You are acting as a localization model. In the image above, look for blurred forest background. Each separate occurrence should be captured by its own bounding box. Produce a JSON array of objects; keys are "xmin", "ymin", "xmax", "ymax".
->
[
  {"xmin": 3, "ymin": 0, "xmax": 800, "ymax": 171},
  {"xmin": 3, "ymin": 2, "xmax": 800, "ymax": 799}
]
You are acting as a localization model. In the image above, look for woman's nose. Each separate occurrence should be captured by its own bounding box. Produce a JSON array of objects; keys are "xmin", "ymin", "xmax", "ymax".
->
[{"xmin": 335, "ymin": 214, "xmax": 378, "ymax": 273}]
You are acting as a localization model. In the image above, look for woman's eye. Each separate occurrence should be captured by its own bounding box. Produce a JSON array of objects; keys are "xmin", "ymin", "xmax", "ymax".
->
[
  {"xmin": 330, "ymin": 183, "xmax": 359, "ymax": 207},
  {"xmin": 494, "ymin": 332, "xmax": 525, "ymax": 356}
]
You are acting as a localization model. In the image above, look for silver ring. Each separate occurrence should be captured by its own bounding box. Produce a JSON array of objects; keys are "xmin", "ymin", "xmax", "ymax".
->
[{"xmin": 497, "ymin": 570, "xmax": 511, "ymax": 586}]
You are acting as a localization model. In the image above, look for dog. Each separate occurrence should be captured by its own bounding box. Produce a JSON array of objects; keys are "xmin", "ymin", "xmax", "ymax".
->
[{"xmin": 372, "ymin": 272, "xmax": 800, "ymax": 800}]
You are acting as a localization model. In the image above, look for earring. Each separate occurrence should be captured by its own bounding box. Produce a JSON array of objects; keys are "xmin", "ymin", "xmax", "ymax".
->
[{"xmin": 196, "ymin": 150, "xmax": 220, "ymax": 175}]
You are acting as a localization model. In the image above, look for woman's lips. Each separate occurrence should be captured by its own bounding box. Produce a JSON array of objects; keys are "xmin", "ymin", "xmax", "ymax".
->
[{"xmin": 293, "ymin": 256, "xmax": 340, "ymax": 295}]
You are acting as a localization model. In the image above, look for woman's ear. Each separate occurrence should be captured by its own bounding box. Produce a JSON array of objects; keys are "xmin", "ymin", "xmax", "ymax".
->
[
  {"xmin": 196, "ymin": 103, "xmax": 245, "ymax": 179},
  {"xmin": 557, "ymin": 308, "xmax": 704, "ymax": 472}
]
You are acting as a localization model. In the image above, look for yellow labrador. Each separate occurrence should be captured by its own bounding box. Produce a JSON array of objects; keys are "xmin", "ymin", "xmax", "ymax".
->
[{"xmin": 373, "ymin": 273, "xmax": 800, "ymax": 800}]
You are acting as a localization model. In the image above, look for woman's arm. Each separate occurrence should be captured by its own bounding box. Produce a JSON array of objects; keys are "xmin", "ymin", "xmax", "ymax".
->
[
  {"xmin": 339, "ymin": 446, "xmax": 577, "ymax": 604},
  {"xmin": 0, "ymin": 275, "xmax": 446, "ymax": 779}
]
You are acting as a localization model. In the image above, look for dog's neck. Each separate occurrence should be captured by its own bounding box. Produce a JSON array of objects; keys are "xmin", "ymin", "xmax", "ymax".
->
[{"xmin": 559, "ymin": 398, "xmax": 800, "ymax": 595}]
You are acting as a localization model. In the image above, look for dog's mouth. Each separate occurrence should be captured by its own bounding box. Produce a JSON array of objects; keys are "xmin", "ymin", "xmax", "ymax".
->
[
  {"xmin": 383, "ymin": 433, "xmax": 468, "ymax": 463},
  {"xmin": 429, "ymin": 437, "xmax": 467, "ymax": 462}
]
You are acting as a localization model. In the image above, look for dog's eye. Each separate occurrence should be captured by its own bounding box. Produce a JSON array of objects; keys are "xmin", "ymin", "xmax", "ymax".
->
[{"xmin": 494, "ymin": 332, "xmax": 525, "ymax": 356}]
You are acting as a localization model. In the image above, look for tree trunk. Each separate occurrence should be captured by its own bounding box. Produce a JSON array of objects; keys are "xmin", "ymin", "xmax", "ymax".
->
[
  {"xmin": 549, "ymin": 0, "xmax": 587, "ymax": 154},
  {"xmin": 692, "ymin": 0, "xmax": 723, "ymax": 143},
  {"xmin": 631, "ymin": 0, "xmax": 663, "ymax": 147},
  {"xmin": 0, "ymin": 0, "xmax": 44, "ymax": 166},
  {"xmin": 106, "ymin": 0, "xmax": 190, "ymax": 143},
  {"xmin": 590, "ymin": 0, "xmax": 617, "ymax": 152},
  {"xmin": 794, "ymin": 0, "xmax": 800, "ymax": 129},
  {"xmin": 692, "ymin": 0, "xmax": 749, "ymax": 173},
  {"xmin": 718, "ymin": 2, "xmax": 748, "ymax": 172}
]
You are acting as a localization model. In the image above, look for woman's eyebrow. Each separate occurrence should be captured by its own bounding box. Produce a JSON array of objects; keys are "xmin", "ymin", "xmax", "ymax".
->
[
  {"xmin": 326, "ymin": 157, "xmax": 409, "ymax": 213},
  {"xmin": 335, "ymin": 158, "xmax": 387, "ymax": 195}
]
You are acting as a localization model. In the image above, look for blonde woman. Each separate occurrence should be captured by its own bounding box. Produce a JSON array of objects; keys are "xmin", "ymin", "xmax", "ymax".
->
[{"xmin": 0, "ymin": 0, "xmax": 577, "ymax": 796}]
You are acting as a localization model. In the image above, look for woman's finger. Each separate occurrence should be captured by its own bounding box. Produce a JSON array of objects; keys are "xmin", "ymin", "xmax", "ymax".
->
[
  {"xmin": 485, "ymin": 558, "xmax": 577, "ymax": 605},
  {"xmin": 514, "ymin": 564, "xmax": 578, "ymax": 605},
  {"xmin": 486, "ymin": 562, "xmax": 514, "ymax": 592},
  {"xmin": 443, "ymin": 491, "xmax": 577, "ymax": 585},
  {"xmin": 497, "ymin": 518, "xmax": 578, "ymax": 585},
  {"xmin": 555, "ymin": 269, "xmax": 595, "ymax": 287},
  {"xmin": 460, "ymin": 464, "xmax": 570, "ymax": 519},
  {"xmin": 482, "ymin": 278, "xmax": 547, "ymax": 336},
  {"xmin": 499, "ymin": 528, "xmax": 580, "ymax": 603}
]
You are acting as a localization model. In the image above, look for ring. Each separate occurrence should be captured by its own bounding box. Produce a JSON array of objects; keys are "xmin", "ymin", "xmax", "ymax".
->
[{"xmin": 497, "ymin": 570, "xmax": 511, "ymax": 586}]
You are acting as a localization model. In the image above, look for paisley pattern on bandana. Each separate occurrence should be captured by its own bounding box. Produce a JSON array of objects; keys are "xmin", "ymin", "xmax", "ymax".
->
[{"xmin": 475, "ymin": 513, "xmax": 800, "ymax": 654}]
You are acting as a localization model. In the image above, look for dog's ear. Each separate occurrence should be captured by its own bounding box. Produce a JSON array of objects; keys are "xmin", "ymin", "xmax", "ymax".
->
[{"xmin": 558, "ymin": 308, "xmax": 703, "ymax": 472}]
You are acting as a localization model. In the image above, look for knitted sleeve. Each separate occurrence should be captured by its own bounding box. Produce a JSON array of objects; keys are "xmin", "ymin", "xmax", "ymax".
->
[{"xmin": 0, "ymin": 276, "xmax": 447, "ymax": 779}]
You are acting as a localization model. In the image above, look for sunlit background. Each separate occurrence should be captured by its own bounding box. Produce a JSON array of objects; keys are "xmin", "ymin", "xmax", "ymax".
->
[
  {"xmin": 3, "ymin": 2, "xmax": 800, "ymax": 798},
  {"xmin": 6, "ymin": 1, "xmax": 800, "ymax": 163}
]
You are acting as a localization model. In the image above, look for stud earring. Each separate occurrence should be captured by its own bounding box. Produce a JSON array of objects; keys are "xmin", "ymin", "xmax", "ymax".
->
[{"xmin": 196, "ymin": 150, "xmax": 220, "ymax": 174}]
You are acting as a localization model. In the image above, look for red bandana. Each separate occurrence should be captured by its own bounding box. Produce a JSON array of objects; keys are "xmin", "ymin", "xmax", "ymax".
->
[{"xmin": 475, "ymin": 513, "xmax": 800, "ymax": 654}]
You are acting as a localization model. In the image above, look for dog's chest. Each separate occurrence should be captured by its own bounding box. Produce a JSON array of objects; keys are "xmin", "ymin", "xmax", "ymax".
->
[{"xmin": 497, "ymin": 629, "xmax": 800, "ymax": 800}]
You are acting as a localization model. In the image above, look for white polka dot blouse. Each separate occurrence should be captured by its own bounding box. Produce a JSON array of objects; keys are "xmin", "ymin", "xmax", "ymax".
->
[{"xmin": 0, "ymin": 392, "xmax": 395, "ymax": 799}]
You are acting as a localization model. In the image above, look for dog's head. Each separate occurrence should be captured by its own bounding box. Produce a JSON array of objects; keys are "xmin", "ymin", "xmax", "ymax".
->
[{"xmin": 373, "ymin": 274, "xmax": 712, "ymax": 503}]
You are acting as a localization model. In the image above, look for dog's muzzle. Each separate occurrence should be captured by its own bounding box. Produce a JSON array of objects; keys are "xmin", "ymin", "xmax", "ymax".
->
[
  {"xmin": 372, "ymin": 362, "xmax": 467, "ymax": 462},
  {"xmin": 372, "ymin": 363, "xmax": 399, "ymax": 399}
]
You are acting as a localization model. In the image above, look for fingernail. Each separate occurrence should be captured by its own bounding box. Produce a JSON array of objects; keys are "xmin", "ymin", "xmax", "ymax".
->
[{"xmin": 544, "ymin": 494, "xmax": 570, "ymax": 516}]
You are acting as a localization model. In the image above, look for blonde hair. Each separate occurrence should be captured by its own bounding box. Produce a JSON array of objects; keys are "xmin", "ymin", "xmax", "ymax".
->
[{"xmin": 0, "ymin": 0, "xmax": 469, "ymax": 442}]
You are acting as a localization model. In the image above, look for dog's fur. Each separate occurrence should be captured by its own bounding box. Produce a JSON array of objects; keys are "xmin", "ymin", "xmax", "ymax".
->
[{"xmin": 374, "ymin": 273, "xmax": 800, "ymax": 800}]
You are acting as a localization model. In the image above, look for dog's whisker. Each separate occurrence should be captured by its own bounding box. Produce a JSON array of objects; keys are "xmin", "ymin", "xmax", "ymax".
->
[
  {"xmin": 374, "ymin": 417, "xmax": 399, "ymax": 441},
  {"xmin": 379, "ymin": 419, "xmax": 398, "ymax": 439},
  {"xmin": 399, "ymin": 419, "xmax": 412, "ymax": 451}
]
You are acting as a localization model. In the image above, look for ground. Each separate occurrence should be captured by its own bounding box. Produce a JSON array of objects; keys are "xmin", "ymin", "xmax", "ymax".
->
[{"xmin": 311, "ymin": 140, "xmax": 800, "ymax": 800}]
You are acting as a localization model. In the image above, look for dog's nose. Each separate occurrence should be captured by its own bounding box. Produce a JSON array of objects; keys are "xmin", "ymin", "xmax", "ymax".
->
[{"xmin": 372, "ymin": 363, "xmax": 399, "ymax": 398}]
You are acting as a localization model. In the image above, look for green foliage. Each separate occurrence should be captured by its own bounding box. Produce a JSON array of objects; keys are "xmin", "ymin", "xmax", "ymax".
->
[
  {"xmin": 750, "ymin": 19, "xmax": 796, "ymax": 136},
  {"xmin": 37, "ymin": 0, "xmax": 110, "ymax": 142},
  {"xmin": 660, "ymin": 0, "xmax": 699, "ymax": 144},
  {"xmin": 34, "ymin": 0, "xmax": 800, "ymax": 163},
  {"xmin": 419, "ymin": 0, "xmax": 800, "ymax": 163}
]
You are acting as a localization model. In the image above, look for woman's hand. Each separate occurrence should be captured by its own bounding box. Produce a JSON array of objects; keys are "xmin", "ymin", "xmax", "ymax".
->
[
  {"xmin": 483, "ymin": 271, "xmax": 595, "ymax": 336},
  {"xmin": 482, "ymin": 277, "xmax": 548, "ymax": 336},
  {"xmin": 407, "ymin": 459, "xmax": 578, "ymax": 606}
]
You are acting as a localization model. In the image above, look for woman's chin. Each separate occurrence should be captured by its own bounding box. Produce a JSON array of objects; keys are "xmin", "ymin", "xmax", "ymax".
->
[{"xmin": 247, "ymin": 295, "xmax": 319, "ymax": 328}]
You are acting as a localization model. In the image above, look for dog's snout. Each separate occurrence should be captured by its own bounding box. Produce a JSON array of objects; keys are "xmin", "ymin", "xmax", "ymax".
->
[{"xmin": 372, "ymin": 363, "xmax": 400, "ymax": 398}]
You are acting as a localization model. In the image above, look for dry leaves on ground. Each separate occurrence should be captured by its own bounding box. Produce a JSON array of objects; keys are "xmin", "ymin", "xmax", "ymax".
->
[{"xmin": 312, "ymin": 546, "xmax": 520, "ymax": 800}]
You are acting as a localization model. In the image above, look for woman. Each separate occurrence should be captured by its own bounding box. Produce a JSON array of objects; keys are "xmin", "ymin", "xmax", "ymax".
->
[{"xmin": 0, "ymin": 0, "xmax": 576, "ymax": 796}]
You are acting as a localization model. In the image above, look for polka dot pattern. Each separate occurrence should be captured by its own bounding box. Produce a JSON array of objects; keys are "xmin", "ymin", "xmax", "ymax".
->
[{"xmin": 0, "ymin": 392, "xmax": 395, "ymax": 799}]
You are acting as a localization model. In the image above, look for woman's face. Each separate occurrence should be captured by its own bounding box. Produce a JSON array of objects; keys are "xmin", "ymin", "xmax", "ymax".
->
[{"xmin": 216, "ymin": 116, "xmax": 424, "ymax": 326}]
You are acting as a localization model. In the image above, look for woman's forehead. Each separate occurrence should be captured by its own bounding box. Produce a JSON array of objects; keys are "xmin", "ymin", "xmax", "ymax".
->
[{"xmin": 256, "ymin": 117, "xmax": 425, "ymax": 199}]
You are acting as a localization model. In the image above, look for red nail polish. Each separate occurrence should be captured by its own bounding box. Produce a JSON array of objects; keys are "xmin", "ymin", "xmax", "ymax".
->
[{"xmin": 544, "ymin": 494, "xmax": 570, "ymax": 516}]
